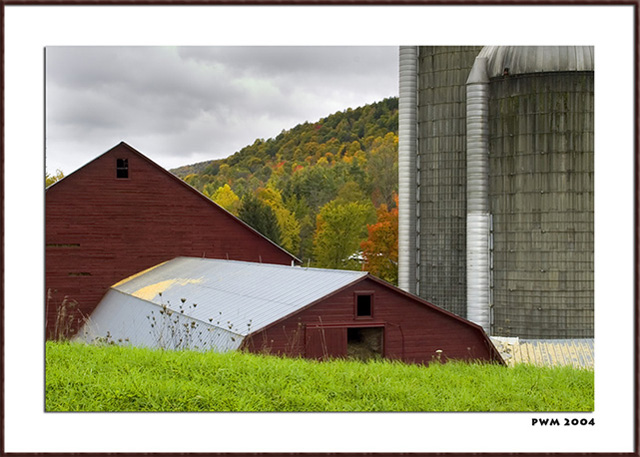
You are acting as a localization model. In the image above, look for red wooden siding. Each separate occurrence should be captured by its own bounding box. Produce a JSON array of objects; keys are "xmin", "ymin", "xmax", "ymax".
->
[
  {"xmin": 243, "ymin": 277, "xmax": 502, "ymax": 365},
  {"xmin": 305, "ymin": 326, "xmax": 347, "ymax": 360},
  {"xmin": 46, "ymin": 142, "xmax": 297, "ymax": 338}
]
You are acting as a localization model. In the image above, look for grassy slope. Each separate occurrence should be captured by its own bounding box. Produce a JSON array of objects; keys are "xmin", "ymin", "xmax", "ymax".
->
[{"xmin": 46, "ymin": 341, "xmax": 594, "ymax": 412}]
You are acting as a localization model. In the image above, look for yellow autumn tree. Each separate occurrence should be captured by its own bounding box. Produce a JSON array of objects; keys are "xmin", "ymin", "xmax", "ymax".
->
[{"xmin": 210, "ymin": 184, "xmax": 241, "ymax": 215}]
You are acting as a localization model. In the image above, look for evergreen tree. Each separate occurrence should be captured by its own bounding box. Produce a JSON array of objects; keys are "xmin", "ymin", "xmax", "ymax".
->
[
  {"xmin": 256, "ymin": 187, "xmax": 301, "ymax": 255},
  {"xmin": 238, "ymin": 194, "xmax": 282, "ymax": 245}
]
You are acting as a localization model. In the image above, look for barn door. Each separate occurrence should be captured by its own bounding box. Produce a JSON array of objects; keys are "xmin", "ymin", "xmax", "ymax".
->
[
  {"xmin": 347, "ymin": 327, "xmax": 384, "ymax": 361},
  {"xmin": 305, "ymin": 326, "xmax": 347, "ymax": 360}
]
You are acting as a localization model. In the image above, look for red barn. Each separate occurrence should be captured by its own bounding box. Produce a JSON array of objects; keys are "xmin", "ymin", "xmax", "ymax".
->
[
  {"xmin": 78, "ymin": 257, "xmax": 504, "ymax": 365},
  {"xmin": 46, "ymin": 142, "xmax": 298, "ymax": 338}
]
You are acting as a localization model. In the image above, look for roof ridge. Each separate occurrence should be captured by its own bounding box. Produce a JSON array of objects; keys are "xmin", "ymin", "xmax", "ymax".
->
[{"xmin": 177, "ymin": 256, "xmax": 368, "ymax": 276}]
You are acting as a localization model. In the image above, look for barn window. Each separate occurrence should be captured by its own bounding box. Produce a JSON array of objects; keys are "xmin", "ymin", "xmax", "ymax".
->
[
  {"xmin": 355, "ymin": 292, "xmax": 373, "ymax": 318},
  {"xmin": 116, "ymin": 158, "xmax": 129, "ymax": 179}
]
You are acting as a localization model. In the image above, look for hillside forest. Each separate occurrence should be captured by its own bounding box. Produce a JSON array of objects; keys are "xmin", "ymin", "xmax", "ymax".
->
[{"xmin": 172, "ymin": 97, "xmax": 399, "ymax": 284}]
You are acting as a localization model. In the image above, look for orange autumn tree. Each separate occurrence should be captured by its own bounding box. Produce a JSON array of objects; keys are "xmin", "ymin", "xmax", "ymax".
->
[{"xmin": 361, "ymin": 195, "xmax": 399, "ymax": 285}]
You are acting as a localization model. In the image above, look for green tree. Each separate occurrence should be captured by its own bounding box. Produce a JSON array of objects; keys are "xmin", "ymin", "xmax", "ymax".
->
[
  {"xmin": 284, "ymin": 165, "xmax": 339, "ymax": 210},
  {"xmin": 335, "ymin": 180, "xmax": 367, "ymax": 204},
  {"xmin": 366, "ymin": 132, "xmax": 398, "ymax": 208},
  {"xmin": 184, "ymin": 173, "xmax": 206, "ymax": 190},
  {"xmin": 312, "ymin": 199, "xmax": 376, "ymax": 270},
  {"xmin": 238, "ymin": 194, "xmax": 282, "ymax": 245}
]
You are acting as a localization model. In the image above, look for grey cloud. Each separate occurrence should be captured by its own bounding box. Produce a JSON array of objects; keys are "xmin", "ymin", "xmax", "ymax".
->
[{"xmin": 46, "ymin": 46, "xmax": 398, "ymax": 174}]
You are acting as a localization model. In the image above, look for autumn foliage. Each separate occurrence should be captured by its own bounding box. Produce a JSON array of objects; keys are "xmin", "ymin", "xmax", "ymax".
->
[
  {"xmin": 173, "ymin": 98, "xmax": 399, "ymax": 282},
  {"xmin": 361, "ymin": 195, "xmax": 399, "ymax": 284}
]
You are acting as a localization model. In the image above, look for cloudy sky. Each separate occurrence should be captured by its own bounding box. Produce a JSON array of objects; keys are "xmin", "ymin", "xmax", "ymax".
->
[{"xmin": 45, "ymin": 46, "xmax": 399, "ymax": 174}]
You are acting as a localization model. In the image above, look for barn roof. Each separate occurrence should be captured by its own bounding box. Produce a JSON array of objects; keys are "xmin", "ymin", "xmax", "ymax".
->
[
  {"xmin": 491, "ymin": 337, "xmax": 594, "ymax": 369},
  {"xmin": 108, "ymin": 257, "xmax": 367, "ymax": 338}
]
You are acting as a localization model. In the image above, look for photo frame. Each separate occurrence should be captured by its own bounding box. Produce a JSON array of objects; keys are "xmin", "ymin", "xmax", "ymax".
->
[{"xmin": 3, "ymin": 2, "xmax": 637, "ymax": 455}]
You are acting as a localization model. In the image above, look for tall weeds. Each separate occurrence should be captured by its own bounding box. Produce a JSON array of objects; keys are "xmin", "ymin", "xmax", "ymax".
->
[
  {"xmin": 46, "ymin": 341, "xmax": 594, "ymax": 412},
  {"xmin": 47, "ymin": 289, "xmax": 85, "ymax": 341}
]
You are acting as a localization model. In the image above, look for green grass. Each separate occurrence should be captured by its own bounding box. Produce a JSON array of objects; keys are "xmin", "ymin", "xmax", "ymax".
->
[{"xmin": 46, "ymin": 341, "xmax": 594, "ymax": 412}]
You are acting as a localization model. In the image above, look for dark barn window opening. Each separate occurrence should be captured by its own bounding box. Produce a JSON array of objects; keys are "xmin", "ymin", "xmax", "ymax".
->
[
  {"xmin": 356, "ymin": 293, "xmax": 373, "ymax": 317},
  {"xmin": 347, "ymin": 327, "xmax": 383, "ymax": 360},
  {"xmin": 116, "ymin": 158, "xmax": 129, "ymax": 179}
]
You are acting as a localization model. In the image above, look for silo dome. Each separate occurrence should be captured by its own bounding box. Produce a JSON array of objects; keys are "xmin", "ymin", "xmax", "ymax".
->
[{"xmin": 478, "ymin": 46, "xmax": 594, "ymax": 77}]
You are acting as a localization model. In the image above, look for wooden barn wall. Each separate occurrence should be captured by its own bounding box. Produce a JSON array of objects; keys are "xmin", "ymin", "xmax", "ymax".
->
[
  {"xmin": 46, "ymin": 144, "xmax": 295, "ymax": 338},
  {"xmin": 244, "ymin": 277, "xmax": 497, "ymax": 365},
  {"xmin": 416, "ymin": 46, "xmax": 482, "ymax": 318},
  {"xmin": 488, "ymin": 72, "xmax": 594, "ymax": 338}
]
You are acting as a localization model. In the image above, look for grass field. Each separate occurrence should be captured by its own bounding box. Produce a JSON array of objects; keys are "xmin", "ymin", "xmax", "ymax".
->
[{"xmin": 45, "ymin": 341, "xmax": 594, "ymax": 412}]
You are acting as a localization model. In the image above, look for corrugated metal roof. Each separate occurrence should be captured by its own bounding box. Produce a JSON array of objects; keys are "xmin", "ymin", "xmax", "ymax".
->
[
  {"xmin": 491, "ymin": 337, "xmax": 594, "ymax": 369},
  {"xmin": 78, "ymin": 257, "xmax": 367, "ymax": 351},
  {"xmin": 79, "ymin": 288, "xmax": 244, "ymax": 352}
]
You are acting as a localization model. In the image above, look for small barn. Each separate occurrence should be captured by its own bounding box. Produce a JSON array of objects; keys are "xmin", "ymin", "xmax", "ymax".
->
[
  {"xmin": 46, "ymin": 142, "xmax": 298, "ymax": 339},
  {"xmin": 77, "ymin": 257, "xmax": 504, "ymax": 365}
]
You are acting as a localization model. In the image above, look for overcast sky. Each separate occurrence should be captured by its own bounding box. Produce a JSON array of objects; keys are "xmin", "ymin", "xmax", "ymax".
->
[{"xmin": 45, "ymin": 46, "xmax": 399, "ymax": 174}]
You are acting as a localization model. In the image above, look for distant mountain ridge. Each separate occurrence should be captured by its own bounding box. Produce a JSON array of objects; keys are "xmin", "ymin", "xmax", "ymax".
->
[
  {"xmin": 171, "ymin": 160, "xmax": 214, "ymax": 178},
  {"xmin": 170, "ymin": 97, "xmax": 398, "ymax": 178}
]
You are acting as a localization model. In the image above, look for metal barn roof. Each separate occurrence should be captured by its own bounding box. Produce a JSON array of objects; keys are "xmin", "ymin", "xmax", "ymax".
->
[
  {"xmin": 491, "ymin": 337, "xmax": 594, "ymax": 369},
  {"xmin": 79, "ymin": 257, "xmax": 368, "ymax": 351}
]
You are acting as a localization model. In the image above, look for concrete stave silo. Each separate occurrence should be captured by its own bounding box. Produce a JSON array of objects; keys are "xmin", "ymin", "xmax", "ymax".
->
[{"xmin": 483, "ymin": 46, "xmax": 594, "ymax": 338}]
